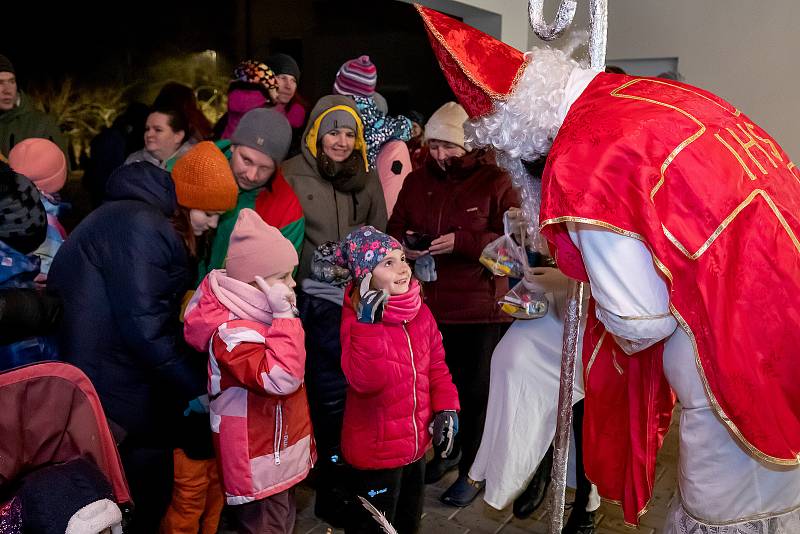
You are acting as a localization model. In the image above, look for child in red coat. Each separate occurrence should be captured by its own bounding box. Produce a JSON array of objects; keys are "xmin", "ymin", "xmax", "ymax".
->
[{"xmin": 337, "ymin": 226, "xmax": 460, "ymax": 534}]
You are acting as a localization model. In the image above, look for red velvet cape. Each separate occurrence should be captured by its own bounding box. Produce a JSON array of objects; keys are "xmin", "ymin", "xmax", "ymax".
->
[{"xmin": 540, "ymin": 72, "xmax": 800, "ymax": 525}]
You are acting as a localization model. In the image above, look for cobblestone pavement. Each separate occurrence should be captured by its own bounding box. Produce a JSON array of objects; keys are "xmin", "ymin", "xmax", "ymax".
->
[{"xmin": 290, "ymin": 418, "xmax": 679, "ymax": 534}]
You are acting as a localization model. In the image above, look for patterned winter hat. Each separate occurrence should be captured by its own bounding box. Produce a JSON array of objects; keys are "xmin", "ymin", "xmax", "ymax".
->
[
  {"xmin": 0, "ymin": 162, "xmax": 46, "ymax": 254},
  {"xmin": 353, "ymin": 96, "xmax": 412, "ymax": 169},
  {"xmin": 333, "ymin": 55, "xmax": 377, "ymax": 97},
  {"xmin": 310, "ymin": 241, "xmax": 352, "ymax": 287},
  {"xmin": 336, "ymin": 226, "xmax": 402, "ymax": 282},
  {"xmin": 231, "ymin": 60, "xmax": 278, "ymax": 98}
]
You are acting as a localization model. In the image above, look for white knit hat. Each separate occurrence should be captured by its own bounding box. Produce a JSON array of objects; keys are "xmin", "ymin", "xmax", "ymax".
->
[
  {"xmin": 66, "ymin": 499, "xmax": 123, "ymax": 534},
  {"xmin": 424, "ymin": 102, "xmax": 471, "ymax": 151}
]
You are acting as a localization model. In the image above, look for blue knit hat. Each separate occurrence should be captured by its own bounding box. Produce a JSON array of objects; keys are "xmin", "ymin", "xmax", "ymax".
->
[{"xmin": 336, "ymin": 226, "xmax": 402, "ymax": 282}]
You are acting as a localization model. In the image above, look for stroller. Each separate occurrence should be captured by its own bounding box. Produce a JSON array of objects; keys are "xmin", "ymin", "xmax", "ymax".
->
[{"xmin": 0, "ymin": 362, "xmax": 131, "ymax": 533}]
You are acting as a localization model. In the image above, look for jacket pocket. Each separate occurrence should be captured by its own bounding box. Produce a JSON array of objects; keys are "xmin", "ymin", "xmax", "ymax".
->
[{"xmin": 454, "ymin": 205, "xmax": 490, "ymax": 233}]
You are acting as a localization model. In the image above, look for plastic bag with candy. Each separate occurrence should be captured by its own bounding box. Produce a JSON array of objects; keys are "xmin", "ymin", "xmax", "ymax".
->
[
  {"xmin": 498, "ymin": 279, "xmax": 549, "ymax": 319},
  {"xmin": 479, "ymin": 209, "xmax": 528, "ymax": 277},
  {"xmin": 479, "ymin": 234, "xmax": 527, "ymax": 277}
]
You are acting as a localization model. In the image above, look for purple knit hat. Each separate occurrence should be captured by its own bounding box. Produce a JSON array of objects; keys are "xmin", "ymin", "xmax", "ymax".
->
[
  {"xmin": 336, "ymin": 226, "xmax": 401, "ymax": 282},
  {"xmin": 333, "ymin": 55, "xmax": 377, "ymax": 97}
]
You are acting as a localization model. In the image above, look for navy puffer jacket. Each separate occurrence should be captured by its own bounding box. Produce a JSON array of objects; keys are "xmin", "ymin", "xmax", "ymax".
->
[{"xmin": 49, "ymin": 162, "xmax": 205, "ymax": 439}]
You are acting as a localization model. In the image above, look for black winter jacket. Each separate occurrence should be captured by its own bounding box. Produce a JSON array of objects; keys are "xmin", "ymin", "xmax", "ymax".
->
[
  {"xmin": 297, "ymin": 290, "xmax": 347, "ymax": 460},
  {"xmin": 48, "ymin": 162, "xmax": 205, "ymax": 440}
]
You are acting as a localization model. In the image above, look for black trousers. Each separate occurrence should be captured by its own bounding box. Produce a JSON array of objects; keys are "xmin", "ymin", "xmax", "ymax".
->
[
  {"xmin": 439, "ymin": 322, "xmax": 510, "ymax": 475},
  {"xmin": 346, "ymin": 457, "xmax": 426, "ymax": 534},
  {"xmin": 572, "ymin": 399, "xmax": 592, "ymax": 511},
  {"xmin": 118, "ymin": 438, "xmax": 174, "ymax": 534}
]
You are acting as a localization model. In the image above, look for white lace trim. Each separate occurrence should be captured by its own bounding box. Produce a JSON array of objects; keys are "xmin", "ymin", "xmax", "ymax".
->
[{"xmin": 665, "ymin": 497, "xmax": 800, "ymax": 534}]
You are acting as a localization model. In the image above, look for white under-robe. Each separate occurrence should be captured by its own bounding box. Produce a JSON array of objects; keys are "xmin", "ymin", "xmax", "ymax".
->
[{"xmin": 467, "ymin": 269, "xmax": 586, "ymax": 510}]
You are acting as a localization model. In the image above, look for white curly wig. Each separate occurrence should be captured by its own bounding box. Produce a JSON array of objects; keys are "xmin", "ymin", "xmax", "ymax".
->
[
  {"xmin": 465, "ymin": 46, "xmax": 578, "ymax": 161},
  {"xmin": 465, "ymin": 45, "xmax": 581, "ymax": 247}
]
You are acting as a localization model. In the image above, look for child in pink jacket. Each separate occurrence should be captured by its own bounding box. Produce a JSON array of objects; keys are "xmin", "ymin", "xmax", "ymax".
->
[
  {"xmin": 337, "ymin": 226, "xmax": 460, "ymax": 534},
  {"xmin": 184, "ymin": 208, "xmax": 315, "ymax": 534}
]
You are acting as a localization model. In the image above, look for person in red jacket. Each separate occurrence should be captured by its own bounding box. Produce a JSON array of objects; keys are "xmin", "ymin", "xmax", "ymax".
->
[
  {"xmin": 336, "ymin": 226, "xmax": 460, "ymax": 534},
  {"xmin": 184, "ymin": 208, "xmax": 315, "ymax": 534}
]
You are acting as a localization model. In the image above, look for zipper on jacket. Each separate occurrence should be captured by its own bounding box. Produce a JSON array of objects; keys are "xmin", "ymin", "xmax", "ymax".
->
[
  {"xmin": 352, "ymin": 192, "xmax": 359, "ymax": 221},
  {"xmin": 402, "ymin": 322, "xmax": 419, "ymax": 459},
  {"xmin": 274, "ymin": 402, "xmax": 283, "ymax": 465},
  {"xmin": 332, "ymin": 183, "xmax": 341, "ymax": 240}
]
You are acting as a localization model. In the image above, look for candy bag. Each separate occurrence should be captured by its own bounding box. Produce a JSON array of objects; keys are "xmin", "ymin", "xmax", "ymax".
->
[
  {"xmin": 479, "ymin": 209, "xmax": 528, "ymax": 278},
  {"xmin": 498, "ymin": 279, "xmax": 549, "ymax": 319}
]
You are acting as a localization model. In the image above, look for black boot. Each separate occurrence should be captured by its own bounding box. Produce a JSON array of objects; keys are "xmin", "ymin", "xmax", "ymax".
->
[
  {"xmin": 513, "ymin": 445, "xmax": 553, "ymax": 519},
  {"xmin": 562, "ymin": 507, "xmax": 596, "ymax": 534},
  {"xmin": 424, "ymin": 449, "xmax": 461, "ymax": 484}
]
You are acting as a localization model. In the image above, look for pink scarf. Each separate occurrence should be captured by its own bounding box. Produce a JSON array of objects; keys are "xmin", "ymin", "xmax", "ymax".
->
[
  {"xmin": 382, "ymin": 279, "xmax": 422, "ymax": 323},
  {"xmin": 208, "ymin": 270, "xmax": 273, "ymax": 325}
]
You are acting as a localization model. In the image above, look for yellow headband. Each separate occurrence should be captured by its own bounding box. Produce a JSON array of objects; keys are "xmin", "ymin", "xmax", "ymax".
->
[{"xmin": 306, "ymin": 105, "xmax": 369, "ymax": 172}]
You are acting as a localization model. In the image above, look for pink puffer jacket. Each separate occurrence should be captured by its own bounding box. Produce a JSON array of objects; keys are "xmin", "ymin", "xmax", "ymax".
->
[{"xmin": 340, "ymin": 287, "xmax": 460, "ymax": 470}]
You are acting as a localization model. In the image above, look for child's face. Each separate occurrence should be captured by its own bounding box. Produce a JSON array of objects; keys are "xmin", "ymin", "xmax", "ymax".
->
[
  {"xmin": 263, "ymin": 269, "xmax": 297, "ymax": 289},
  {"xmin": 370, "ymin": 249, "xmax": 412, "ymax": 296}
]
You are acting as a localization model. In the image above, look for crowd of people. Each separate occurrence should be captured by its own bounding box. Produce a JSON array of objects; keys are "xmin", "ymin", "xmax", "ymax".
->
[
  {"xmin": 8, "ymin": 2, "xmax": 798, "ymax": 531},
  {"xmin": 0, "ymin": 49, "xmax": 590, "ymax": 534}
]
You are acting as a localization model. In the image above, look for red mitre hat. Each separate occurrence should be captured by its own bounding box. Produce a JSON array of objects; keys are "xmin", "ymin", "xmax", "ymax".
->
[{"xmin": 416, "ymin": 3, "xmax": 528, "ymax": 118}]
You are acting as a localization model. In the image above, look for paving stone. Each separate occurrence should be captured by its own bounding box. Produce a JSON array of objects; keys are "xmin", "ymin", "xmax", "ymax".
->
[
  {"xmin": 595, "ymin": 515, "xmax": 655, "ymax": 533},
  {"xmin": 419, "ymin": 512, "xmax": 470, "ymax": 533},
  {"xmin": 496, "ymin": 520, "xmax": 549, "ymax": 534},
  {"xmin": 449, "ymin": 501, "xmax": 513, "ymax": 533},
  {"xmin": 289, "ymin": 415, "xmax": 682, "ymax": 533},
  {"xmin": 424, "ymin": 494, "xmax": 463, "ymax": 519}
]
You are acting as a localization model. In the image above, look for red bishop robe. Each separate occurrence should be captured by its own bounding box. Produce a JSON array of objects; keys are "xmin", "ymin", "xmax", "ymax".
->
[{"xmin": 540, "ymin": 72, "xmax": 800, "ymax": 525}]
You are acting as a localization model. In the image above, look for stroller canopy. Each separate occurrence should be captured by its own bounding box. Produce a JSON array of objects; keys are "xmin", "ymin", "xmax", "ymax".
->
[{"xmin": 0, "ymin": 361, "xmax": 131, "ymax": 504}]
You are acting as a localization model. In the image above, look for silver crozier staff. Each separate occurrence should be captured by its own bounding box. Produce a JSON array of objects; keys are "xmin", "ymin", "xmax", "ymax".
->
[{"xmin": 527, "ymin": 1, "xmax": 607, "ymax": 532}]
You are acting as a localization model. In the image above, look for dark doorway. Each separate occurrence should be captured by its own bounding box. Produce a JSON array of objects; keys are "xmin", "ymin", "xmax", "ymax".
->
[{"xmin": 250, "ymin": 0, "xmax": 457, "ymax": 118}]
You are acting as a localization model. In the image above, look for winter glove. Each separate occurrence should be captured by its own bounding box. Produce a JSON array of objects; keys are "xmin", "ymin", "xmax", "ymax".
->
[
  {"xmin": 356, "ymin": 272, "xmax": 388, "ymax": 324},
  {"xmin": 357, "ymin": 289, "xmax": 389, "ymax": 324},
  {"xmin": 0, "ymin": 288, "xmax": 62, "ymax": 344},
  {"xmin": 430, "ymin": 410, "xmax": 459, "ymax": 458},
  {"xmin": 414, "ymin": 254, "xmax": 437, "ymax": 282},
  {"xmin": 183, "ymin": 394, "xmax": 209, "ymax": 416},
  {"xmin": 254, "ymin": 276, "xmax": 297, "ymax": 318}
]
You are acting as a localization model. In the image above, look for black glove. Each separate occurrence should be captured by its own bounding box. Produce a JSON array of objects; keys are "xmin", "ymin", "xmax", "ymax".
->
[
  {"xmin": 431, "ymin": 410, "xmax": 459, "ymax": 458},
  {"xmin": 0, "ymin": 288, "xmax": 61, "ymax": 344},
  {"xmin": 357, "ymin": 289, "xmax": 388, "ymax": 324}
]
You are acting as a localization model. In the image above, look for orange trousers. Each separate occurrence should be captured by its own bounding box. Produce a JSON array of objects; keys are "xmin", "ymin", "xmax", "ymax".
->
[{"xmin": 160, "ymin": 449, "xmax": 225, "ymax": 534}]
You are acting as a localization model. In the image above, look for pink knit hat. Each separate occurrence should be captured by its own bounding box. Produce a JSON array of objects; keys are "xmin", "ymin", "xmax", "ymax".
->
[
  {"xmin": 333, "ymin": 55, "xmax": 377, "ymax": 97},
  {"xmin": 225, "ymin": 208, "xmax": 298, "ymax": 283},
  {"xmin": 8, "ymin": 138, "xmax": 67, "ymax": 195}
]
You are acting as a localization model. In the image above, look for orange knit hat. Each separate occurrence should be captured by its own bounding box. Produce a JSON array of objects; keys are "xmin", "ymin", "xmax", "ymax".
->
[{"xmin": 171, "ymin": 141, "xmax": 238, "ymax": 211}]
